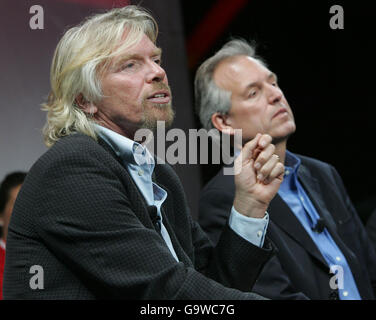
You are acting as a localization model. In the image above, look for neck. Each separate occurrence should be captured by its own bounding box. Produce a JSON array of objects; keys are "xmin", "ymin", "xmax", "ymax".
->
[
  {"xmin": 274, "ymin": 139, "xmax": 287, "ymax": 165},
  {"xmin": 94, "ymin": 117, "xmax": 135, "ymax": 141}
]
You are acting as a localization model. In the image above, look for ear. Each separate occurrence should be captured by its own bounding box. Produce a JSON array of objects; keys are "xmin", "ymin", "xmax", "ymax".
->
[
  {"xmin": 75, "ymin": 94, "xmax": 98, "ymax": 115},
  {"xmin": 211, "ymin": 112, "xmax": 235, "ymax": 136}
]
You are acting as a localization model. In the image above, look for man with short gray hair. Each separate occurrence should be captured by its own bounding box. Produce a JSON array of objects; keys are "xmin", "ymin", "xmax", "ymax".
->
[{"xmin": 196, "ymin": 38, "xmax": 376, "ymax": 300}]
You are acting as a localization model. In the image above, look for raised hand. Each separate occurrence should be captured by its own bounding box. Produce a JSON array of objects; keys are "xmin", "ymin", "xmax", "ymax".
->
[{"xmin": 233, "ymin": 133, "xmax": 284, "ymax": 218}]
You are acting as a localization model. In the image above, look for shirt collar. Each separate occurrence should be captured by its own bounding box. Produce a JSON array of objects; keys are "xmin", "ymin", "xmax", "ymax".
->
[
  {"xmin": 284, "ymin": 150, "xmax": 301, "ymax": 176},
  {"xmin": 94, "ymin": 124, "xmax": 153, "ymax": 167}
]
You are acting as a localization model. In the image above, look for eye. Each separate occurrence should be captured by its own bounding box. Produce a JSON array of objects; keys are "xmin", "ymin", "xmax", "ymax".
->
[
  {"xmin": 153, "ymin": 57, "xmax": 162, "ymax": 65},
  {"xmin": 123, "ymin": 62, "xmax": 135, "ymax": 69},
  {"xmin": 117, "ymin": 60, "xmax": 138, "ymax": 72},
  {"xmin": 248, "ymin": 89, "xmax": 258, "ymax": 98}
]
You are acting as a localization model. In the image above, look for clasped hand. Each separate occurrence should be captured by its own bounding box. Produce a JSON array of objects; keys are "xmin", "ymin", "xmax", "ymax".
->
[{"xmin": 233, "ymin": 133, "xmax": 284, "ymax": 219}]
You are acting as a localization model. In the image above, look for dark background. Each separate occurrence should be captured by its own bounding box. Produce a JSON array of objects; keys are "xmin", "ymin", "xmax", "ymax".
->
[{"xmin": 181, "ymin": 0, "xmax": 376, "ymax": 223}]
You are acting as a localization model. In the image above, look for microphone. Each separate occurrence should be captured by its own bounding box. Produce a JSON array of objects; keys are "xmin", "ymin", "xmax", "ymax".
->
[
  {"xmin": 147, "ymin": 205, "xmax": 161, "ymax": 233},
  {"xmin": 312, "ymin": 218, "xmax": 326, "ymax": 233}
]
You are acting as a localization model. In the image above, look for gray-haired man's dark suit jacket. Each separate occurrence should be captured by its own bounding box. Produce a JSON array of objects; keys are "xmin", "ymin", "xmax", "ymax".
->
[
  {"xmin": 3, "ymin": 133, "xmax": 273, "ymax": 299},
  {"xmin": 199, "ymin": 155, "xmax": 376, "ymax": 300}
]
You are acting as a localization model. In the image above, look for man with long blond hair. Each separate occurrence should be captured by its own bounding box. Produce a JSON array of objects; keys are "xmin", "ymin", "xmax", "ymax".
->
[{"xmin": 4, "ymin": 6, "xmax": 284, "ymax": 299}]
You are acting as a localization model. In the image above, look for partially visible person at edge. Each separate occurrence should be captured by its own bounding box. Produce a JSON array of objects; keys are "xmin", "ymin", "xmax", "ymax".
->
[{"xmin": 0, "ymin": 171, "xmax": 26, "ymax": 299}]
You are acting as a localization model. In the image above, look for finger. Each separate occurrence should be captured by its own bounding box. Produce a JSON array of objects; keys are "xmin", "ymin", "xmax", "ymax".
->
[
  {"xmin": 251, "ymin": 146, "xmax": 263, "ymax": 162},
  {"xmin": 256, "ymin": 154, "xmax": 280, "ymax": 181},
  {"xmin": 252, "ymin": 134, "xmax": 272, "ymax": 161},
  {"xmin": 264, "ymin": 162, "xmax": 285, "ymax": 184},
  {"xmin": 258, "ymin": 134, "xmax": 272, "ymax": 149},
  {"xmin": 239, "ymin": 133, "xmax": 261, "ymax": 164},
  {"xmin": 254, "ymin": 144, "xmax": 276, "ymax": 171}
]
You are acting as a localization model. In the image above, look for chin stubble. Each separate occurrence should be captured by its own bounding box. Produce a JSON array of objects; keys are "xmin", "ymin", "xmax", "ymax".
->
[{"xmin": 141, "ymin": 100, "xmax": 175, "ymax": 132}]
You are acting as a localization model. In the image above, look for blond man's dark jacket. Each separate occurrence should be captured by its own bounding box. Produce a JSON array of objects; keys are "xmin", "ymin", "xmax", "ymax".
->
[{"xmin": 3, "ymin": 133, "xmax": 273, "ymax": 299}]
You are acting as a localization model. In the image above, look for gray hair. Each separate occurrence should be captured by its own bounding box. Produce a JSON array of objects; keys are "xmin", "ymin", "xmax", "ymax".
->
[
  {"xmin": 42, "ymin": 5, "xmax": 158, "ymax": 147},
  {"xmin": 194, "ymin": 39, "xmax": 266, "ymax": 130}
]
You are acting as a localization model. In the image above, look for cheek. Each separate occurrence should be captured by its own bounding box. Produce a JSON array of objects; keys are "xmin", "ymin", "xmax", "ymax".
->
[
  {"xmin": 103, "ymin": 75, "xmax": 144, "ymax": 101},
  {"xmin": 236, "ymin": 105, "xmax": 263, "ymax": 126},
  {"xmin": 242, "ymin": 107, "xmax": 270, "ymax": 137},
  {"xmin": 107, "ymin": 83, "xmax": 134, "ymax": 101}
]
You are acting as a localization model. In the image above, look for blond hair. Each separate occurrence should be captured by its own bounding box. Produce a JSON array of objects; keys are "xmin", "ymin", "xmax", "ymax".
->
[{"xmin": 42, "ymin": 5, "xmax": 158, "ymax": 147}]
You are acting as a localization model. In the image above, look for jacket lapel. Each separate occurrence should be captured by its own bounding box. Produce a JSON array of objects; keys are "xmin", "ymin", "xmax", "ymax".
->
[
  {"xmin": 298, "ymin": 165, "xmax": 339, "ymax": 235},
  {"xmin": 161, "ymin": 206, "xmax": 193, "ymax": 266},
  {"xmin": 268, "ymin": 195, "xmax": 328, "ymax": 267},
  {"xmin": 298, "ymin": 163, "xmax": 372, "ymax": 298},
  {"xmin": 97, "ymin": 136, "xmax": 155, "ymax": 230},
  {"xmin": 152, "ymin": 168, "xmax": 193, "ymax": 266},
  {"xmin": 297, "ymin": 164, "xmax": 355, "ymax": 258}
]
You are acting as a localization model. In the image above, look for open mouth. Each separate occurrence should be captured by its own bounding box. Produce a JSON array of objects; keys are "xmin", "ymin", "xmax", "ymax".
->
[{"xmin": 147, "ymin": 91, "xmax": 170, "ymax": 104}]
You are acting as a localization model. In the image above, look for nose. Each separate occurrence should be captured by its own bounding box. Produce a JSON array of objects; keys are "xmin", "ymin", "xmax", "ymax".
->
[
  {"xmin": 145, "ymin": 61, "xmax": 166, "ymax": 83},
  {"xmin": 268, "ymin": 84, "xmax": 283, "ymax": 105}
]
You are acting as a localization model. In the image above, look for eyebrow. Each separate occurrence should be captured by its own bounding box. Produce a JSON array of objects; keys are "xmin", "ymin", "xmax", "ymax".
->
[
  {"xmin": 242, "ymin": 80, "xmax": 259, "ymax": 96},
  {"xmin": 156, "ymin": 47, "xmax": 163, "ymax": 57},
  {"xmin": 113, "ymin": 48, "xmax": 162, "ymax": 68},
  {"xmin": 268, "ymin": 72, "xmax": 278, "ymax": 82}
]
